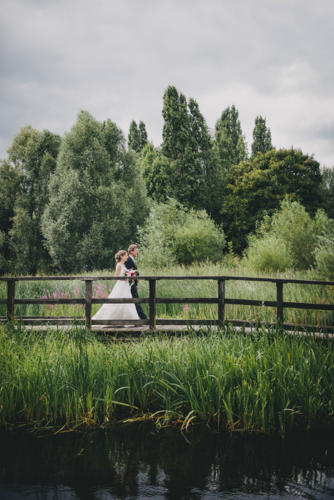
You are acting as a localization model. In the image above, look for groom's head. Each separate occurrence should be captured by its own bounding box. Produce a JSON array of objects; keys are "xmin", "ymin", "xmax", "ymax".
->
[{"xmin": 128, "ymin": 244, "xmax": 138, "ymax": 258}]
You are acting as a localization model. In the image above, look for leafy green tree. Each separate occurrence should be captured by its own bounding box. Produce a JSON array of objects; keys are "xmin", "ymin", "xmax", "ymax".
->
[
  {"xmin": 251, "ymin": 116, "xmax": 273, "ymax": 158},
  {"xmin": 162, "ymin": 86, "xmax": 190, "ymax": 160},
  {"xmin": 0, "ymin": 160, "xmax": 21, "ymax": 269},
  {"xmin": 319, "ymin": 166, "xmax": 334, "ymax": 219},
  {"xmin": 221, "ymin": 149, "xmax": 322, "ymax": 252},
  {"xmin": 128, "ymin": 120, "xmax": 140, "ymax": 152},
  {"xmin": 159, "ymin": 86, "xmax": 222, "ymax": 211},
  {"xmin": 140, "ymin": 143, "xmax": 172, "ymax": 203},
  {"xmin": 138, "ymin": 121, "xmax": 148, "ymax": 150},
  {"xmin": 42, "ymin": 111, "xmax": 149, "ymax": 272},
  {"xmin": 1, "ymin": 126, "xmax": 61, "ymax": 273},
  {"xmin": 214, "ymin": 105, "xmax": 248, "ymax": 170},
  {"xmin": 138, "ymin": 198, "xmax": 225, "ymax": 268},
  {"xmin": 128, "ymin": 120, "xmax": 148, "ymax": 153}
]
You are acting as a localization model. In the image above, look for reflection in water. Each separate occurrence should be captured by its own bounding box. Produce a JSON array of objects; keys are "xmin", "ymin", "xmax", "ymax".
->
[{"xmin": 0, "ymin": 426, "xmax": 333, "ymax": 499}]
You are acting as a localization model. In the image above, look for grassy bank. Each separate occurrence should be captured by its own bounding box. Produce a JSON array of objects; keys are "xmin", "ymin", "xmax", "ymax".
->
[
  {"xmin": 1, "ymin": 262, "xmax": 334, "ymax": 326},
  {"xmin": 0, "ymin": 324, "xmax": 333, "ymax": 434}
]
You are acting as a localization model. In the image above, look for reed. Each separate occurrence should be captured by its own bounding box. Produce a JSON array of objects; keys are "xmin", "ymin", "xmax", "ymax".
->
[{"xmin": 0, "ymin": 324, "xmax": 333, "ymax": 434}]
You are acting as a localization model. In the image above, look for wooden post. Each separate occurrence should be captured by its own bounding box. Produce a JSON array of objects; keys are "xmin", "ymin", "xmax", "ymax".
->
[
  {"xmin": 276, "ymin": 280, "xmax": 283, "ymax": 324},
  {"xmin": 84, "ymin": 280, "xmax": 93, "ymax": 330},
  {"xmin": 149, "ymin": 279, "xmax": 156, "ymax": 329},
  {"xmin": 218, "ymin": 279, "xmax": 225, "ymax": 327},
  {"xmin": 7, "ymin": 279, "xmax": 15, "ymax": 322}
]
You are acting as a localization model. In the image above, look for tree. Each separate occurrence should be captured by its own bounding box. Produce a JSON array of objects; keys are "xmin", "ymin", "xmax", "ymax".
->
[
  {"xmin": 42, "ymin": 111, "xmax": 149, "ymax": 272},
  {"xmin": 138, "ymin": 121, "xmax": 148, "ymax": 150},
  {"xmin": 128, "ymin": 120, "xmax": 148, "ymax": 153},
  {"xmin": 214, "ymin": 105, "xmax": 248, "ymax": 170},
  {"xmin": 128, "ymin": 120, "xmax": 140, "ymax": 152},
  {"xmin": 0, "ymin": 160, "xmax": 21, "ymax": 270},
  {"xmin": 1, "ymin": 126, "xmax": 61, "ymax": 273},
  {"xmin": 319, "ymin": 166, "xmax": 334, "ymax": 219},
  {"xmin": 160, "ymin": 86, "xmax": 222, "ymax": 211},
  {"xmin": 220, "ymin": 148, "xmax": 322, "ymax": 252},
  {"xmin": 251, "ymin": 116, "xmax": 273, "ymax": 158}
]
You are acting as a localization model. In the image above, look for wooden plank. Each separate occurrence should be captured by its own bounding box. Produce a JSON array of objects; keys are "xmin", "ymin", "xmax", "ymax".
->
[
  {"xmin": 92, "ymin": 319, "xmax": 148, "ymax": 325},
  {"xmin": 149, "ymin": 279, "xmax": 156, "ymax": 329},
  {"xmin": 156, "ymin": 319, "xmax": 219, "ymax": 325},
  {"xmin": 283, "ymin": 301, "xmax": 334, "ymax": 311},
  {"xmin": 92, "ymin": 298, "xmax": 149, "ymax": 304},
  {"xmin": 218, "ymin": 279, "xmax": 225, "ymax": 326},
  {"xmin": 14, "ymin": 298, "xmax": 85, "ymax": 304},
  {"xmin": 7, "ymin": 279, "xmax": 15, "ymax": 322},
  {"xmin": 84, "ymin": 280, "xmax": 93, "ymax": 330}
]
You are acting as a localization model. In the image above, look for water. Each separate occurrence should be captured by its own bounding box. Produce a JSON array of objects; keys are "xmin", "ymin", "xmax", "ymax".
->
[{"xmin": 0, "ymin": 426, "xmax": 333, "ymax": 499}]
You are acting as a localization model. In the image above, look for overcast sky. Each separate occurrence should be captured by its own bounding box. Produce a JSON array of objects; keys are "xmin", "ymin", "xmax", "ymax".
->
[{"xmin": 1, "ymin": 0, "xmax": 333, "ymax": 166}]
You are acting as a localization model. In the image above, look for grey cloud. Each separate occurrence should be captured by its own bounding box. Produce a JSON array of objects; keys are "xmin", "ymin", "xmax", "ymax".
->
[{"xmin": 0, "ymin": 0, "xmax": 334, "ymax": 165}]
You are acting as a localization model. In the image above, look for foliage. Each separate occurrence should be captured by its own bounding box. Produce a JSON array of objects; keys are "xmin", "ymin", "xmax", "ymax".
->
[
  {"xmin": 42, "ymin": 111, "xmax": 149, "ymax": 272},
  {"xmin": 214, "ymin": 105, "xmax": 248, "ymax": 170},
  {"xmin": 128, "ymin": 120, "xmax": 148, "ymax": 153},
  {"xmin": 246, "ymin": 234, "xmax": 291, "ymax": 273},
  {"xmin": 159, "ymin": 86, "xmax": 225, "ymax": 213},
  {"xmin": 319, "ymin": 166, "xmax": 334, "ymax": 219},
  {"xmin": 244, "ymin": 199, "xmax": 334, "ymax": 272},
  {"xmin": 138, "ymin": 199, "xmax": 225, "ymax": 268},
  {"xmin": 0, "ymin": 126, "xmax": 61, "ymax": 274},
  {"xmin": 221, "ymin": 149, "xmax": 323, "ymax": 252},
  {"xmin": 251, "ymin": 116, "xmax": 273, "ymax": 158}
]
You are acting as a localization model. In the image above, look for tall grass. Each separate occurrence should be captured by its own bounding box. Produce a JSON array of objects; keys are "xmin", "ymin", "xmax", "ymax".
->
[
  {"xmin": 1, "ymin": 262, "xmax": 333, "ymax": 325},
  {"xmin": 0, "ymin": 324, "xmax": 333, "ymax": 434}
]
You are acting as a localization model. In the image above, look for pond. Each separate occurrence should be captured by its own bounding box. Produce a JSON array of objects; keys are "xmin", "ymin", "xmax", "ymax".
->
[{"xmin": 0, "ymin": 426, "xmax": 333, "ymax": 499}]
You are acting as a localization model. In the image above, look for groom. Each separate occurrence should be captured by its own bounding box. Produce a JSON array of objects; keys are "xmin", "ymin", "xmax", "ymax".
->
[{"xmin": 125, "ymin": 244, "xmax": 147, "ymax": 320}]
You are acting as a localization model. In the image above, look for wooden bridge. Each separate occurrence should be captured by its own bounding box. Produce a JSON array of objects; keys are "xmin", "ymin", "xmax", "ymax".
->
[{"xmin": 1, "ymin": 275, "xmax": 334, "ymax": 335}]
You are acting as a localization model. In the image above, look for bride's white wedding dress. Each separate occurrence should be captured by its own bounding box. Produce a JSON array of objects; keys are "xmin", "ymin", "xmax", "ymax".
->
[{"xmin": 92, "ymin": 266, "xmax": 139, "ymax": 322}]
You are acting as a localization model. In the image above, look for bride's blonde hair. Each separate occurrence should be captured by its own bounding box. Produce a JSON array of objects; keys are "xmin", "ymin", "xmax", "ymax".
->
[{"xmin": 115, "ymin": 250, "xmax": 127, "ymax": 263}]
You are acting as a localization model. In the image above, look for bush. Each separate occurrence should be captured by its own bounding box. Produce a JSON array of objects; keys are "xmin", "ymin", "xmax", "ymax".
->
[
  {"xmin": 138, "ymin": 199, "xmax": 225, "ymax": 268},
  {"xmin": 314, "ymin": 236, "xmax": 334, "ymax": 279},
  {"xmin": 244, "ymin": 198, "xmax": 334, "ymax": 273},
  {"xmin": 246, "ymin": 234, "xmax": 291, "ymax": 273}
]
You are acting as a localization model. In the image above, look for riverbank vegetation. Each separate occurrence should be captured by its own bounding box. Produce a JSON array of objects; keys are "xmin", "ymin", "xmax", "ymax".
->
[{"xmin": 0, "ymin": 325, "xmax": 333, "ymax": 434}]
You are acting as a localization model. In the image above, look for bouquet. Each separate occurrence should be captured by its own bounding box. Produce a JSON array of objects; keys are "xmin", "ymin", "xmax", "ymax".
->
[{"xmin": 125, "ymin": 269, "xmax": 138, "ymax": 286}]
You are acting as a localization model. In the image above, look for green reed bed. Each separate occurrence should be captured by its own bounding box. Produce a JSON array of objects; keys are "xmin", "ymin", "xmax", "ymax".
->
[
  {"xmin": 0, "ymin": 324, "xmax": 333, "ymax": 434},
  {"xmin": 1, "ymin": 263, "xmax": 333, "ymax": 325}
]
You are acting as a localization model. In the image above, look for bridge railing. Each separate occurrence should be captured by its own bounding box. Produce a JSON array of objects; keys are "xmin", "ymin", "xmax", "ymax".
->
[{"xmin": 1, "ymin": 275, "xmax": 334, "ymax": 332}]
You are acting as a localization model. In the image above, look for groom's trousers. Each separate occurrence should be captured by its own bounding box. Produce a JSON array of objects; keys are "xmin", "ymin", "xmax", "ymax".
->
[{"xmin": 130, "ymin": 284, "xmax": 147, "ymax": 319}]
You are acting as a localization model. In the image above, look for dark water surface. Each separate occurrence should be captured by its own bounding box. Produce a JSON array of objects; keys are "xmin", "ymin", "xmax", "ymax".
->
[{"xmin": 0, "ymin": 426, "xmax": 333, "ymax": 499}]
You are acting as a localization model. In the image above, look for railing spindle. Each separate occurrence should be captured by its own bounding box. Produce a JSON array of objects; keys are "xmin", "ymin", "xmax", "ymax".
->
[
  {"xmin": 149, "ymin": 279, "xmax": 156, "ymax": 329},
  {"xmin": 218, "ymin": 279, "xmax": 225, "ymax": 326},
  {"xmin": 7, "ymin": 279, "xmax": 15, "ymax": 322},
  {"xmin": 84, "ymin": 279, "xmax": 93, "ymax": 330},
  {"xmin": 276, "ymin": 280, "xmax": 284, "ymax": 324}
]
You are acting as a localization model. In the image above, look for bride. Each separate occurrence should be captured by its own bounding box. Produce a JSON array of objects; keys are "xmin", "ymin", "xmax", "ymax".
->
[{"xmin": 92, "ymin": 250, "xmax": 140, "ymax": 324}]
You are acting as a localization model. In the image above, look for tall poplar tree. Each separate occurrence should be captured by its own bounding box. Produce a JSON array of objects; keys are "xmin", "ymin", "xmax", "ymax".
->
[
  {"xmin": 138, "ymin": 121, "xmax": 148, "ymax": 150},
  {"xmin": 251, "ymin": 116, "xmax": 273, "ymax": 158},
  {"xmin": 128, "ymin": 120, "xmax": 141, "ymax": 152},
  {"xmin": 214, "ymin": 105, "xmax": 248, "ymax": 170}
]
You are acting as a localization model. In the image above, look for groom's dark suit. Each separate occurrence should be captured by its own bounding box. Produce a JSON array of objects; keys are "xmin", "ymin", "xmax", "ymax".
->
[{"xmin": 125, "ymin": 255, "xmax": 147, "ymax": 319}]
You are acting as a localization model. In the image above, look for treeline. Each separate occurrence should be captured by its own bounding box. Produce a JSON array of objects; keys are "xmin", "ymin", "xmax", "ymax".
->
[{"xmin": 0, "ymin": 85, "xmax": 334, "ymax": 275}]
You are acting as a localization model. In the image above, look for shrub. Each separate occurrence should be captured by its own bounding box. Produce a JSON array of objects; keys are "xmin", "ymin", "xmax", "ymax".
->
[
  {"xmin": 244, "ymin": 198, "xmax": 334, "ymax": 273},
  {"xmin": 246, "ymin": 234, "xmax": 291, "ymax": 272},
  {"xmin": 138, "ymin": 199, "xmax": 225, "ymax": 268}
]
